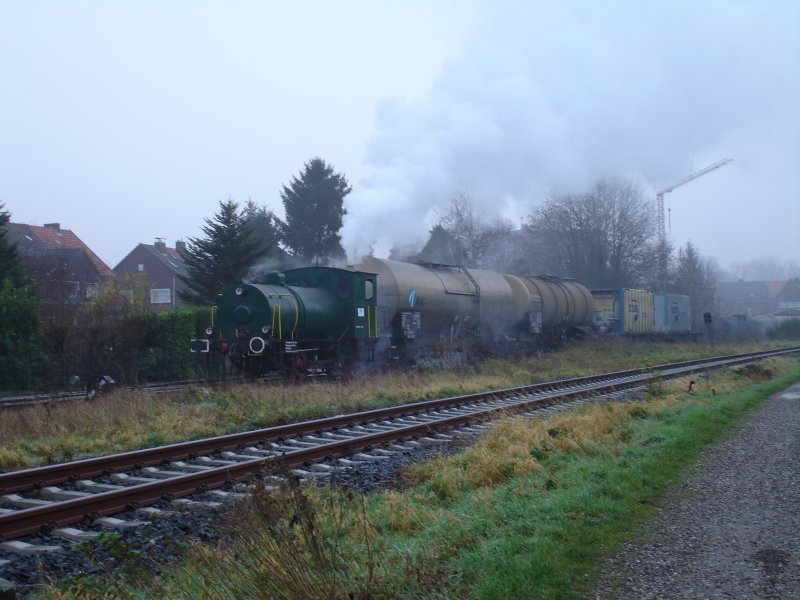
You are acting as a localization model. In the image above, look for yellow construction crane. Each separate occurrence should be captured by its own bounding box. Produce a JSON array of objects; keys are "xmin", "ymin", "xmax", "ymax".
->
[
  {"xmin": 655, "ymin": 158, "xmax": 733, "ymax": 290},
  {"xmin": 656, "ymin": 158, "xmax": 733, "ymax": 247}
]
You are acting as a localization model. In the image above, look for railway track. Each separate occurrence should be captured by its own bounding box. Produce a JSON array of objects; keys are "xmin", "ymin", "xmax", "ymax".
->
[
  {"xmin": 0, "ymin": 379, "xmax": 217, "ymax": 409},
  {"xmin": 1, "ymin": 347, "xmax": 798, "ymax": 543}
]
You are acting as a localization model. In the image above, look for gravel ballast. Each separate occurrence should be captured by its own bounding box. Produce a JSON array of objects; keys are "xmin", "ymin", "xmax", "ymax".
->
[
  {"xmin": 588, "ymin": 381, "xmax": 800, "ymax": 599},
  {"xmin": 0, "ymin": 433, "xmax": 476, "ymax": 597}
]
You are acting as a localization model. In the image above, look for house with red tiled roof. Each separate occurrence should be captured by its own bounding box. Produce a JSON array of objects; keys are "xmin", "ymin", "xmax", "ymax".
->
[
  {"xmin": 113, "ymin": 239, "xmax": 190, "ymax": 311},
  {"xmin": 774, "ymin": 278, "xmax": 800, "ymax": 321},
  {"xmin": 7, "ymin": 222, "xmax": 113, "ymax": 304},
  {"xmin": 717, "ymin": 278, "xmax": 800, "ymax": 333}
]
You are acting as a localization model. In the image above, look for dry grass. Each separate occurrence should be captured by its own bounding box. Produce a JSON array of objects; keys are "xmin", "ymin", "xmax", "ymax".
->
[
  {"xmin": 392, "ymin": 401, "xmax": 644, "ymax": 510},
  {"xmin": 0, "ymin": 339, "xmax": 781, "ymax": 468},
  {"xmin": 38, "ymin": 355, "xmax": 800, "ymax": 599},
  {"xmin": 381, "ymin": 356, "xmax": 792, "ymax": 529}
]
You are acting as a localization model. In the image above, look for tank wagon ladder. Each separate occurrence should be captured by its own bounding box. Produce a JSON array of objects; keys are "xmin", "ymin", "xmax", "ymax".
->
[
  {"xmin": 459, "ymin": 265, "xmax": 481, "ymax": 338},
  {"xmin": 417, "ymin": 261, "xmax": 483, "ymax": 339}
]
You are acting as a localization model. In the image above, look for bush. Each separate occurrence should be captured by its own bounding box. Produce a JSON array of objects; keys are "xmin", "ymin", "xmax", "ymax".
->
[
  {"xmin": 135, "ymin": 307, "xmax": 212, "ymax": 382},
  {"xmin": 767, "ymin": 318, "xmax": 800, "ymax": 340}
]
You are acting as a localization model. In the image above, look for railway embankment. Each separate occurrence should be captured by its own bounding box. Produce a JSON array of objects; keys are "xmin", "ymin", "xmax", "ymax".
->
[{"xmin": 28, "ymin": 352, "xmax": 798, "ymax": 599}]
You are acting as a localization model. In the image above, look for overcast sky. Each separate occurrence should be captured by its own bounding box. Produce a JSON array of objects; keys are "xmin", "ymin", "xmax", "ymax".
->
[{"xmin": 1, "ymin": 1, "xmax": 798, "ymax": 271}]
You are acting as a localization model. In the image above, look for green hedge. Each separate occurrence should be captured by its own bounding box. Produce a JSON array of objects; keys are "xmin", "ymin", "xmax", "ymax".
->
[
  {"xmin": 132, "ymin": 307, "xmax": 212, "ymax": 383},
  {"xmin": 0, "ymin": 277, "xmax": 45, "ymax": 391}
]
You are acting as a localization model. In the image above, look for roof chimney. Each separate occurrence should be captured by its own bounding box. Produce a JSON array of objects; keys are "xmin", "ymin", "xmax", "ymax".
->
[
  {"xmin": 154, "ymin": 237, "xmax": 166, "ymax": 252},
  {"xmin": 44, "ymin": 223, "xmax": 60, "ymax": 233},
  {"xmin": 175, "ymin": 240, "xmax": 187, "ymax": 255}
]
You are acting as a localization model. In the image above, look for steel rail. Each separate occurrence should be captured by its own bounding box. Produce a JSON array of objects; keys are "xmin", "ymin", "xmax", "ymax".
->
[
  {"xmin": 0, "ymin": 379, "xmax": 219, "ymax": 410},
  {"xmin": 1, "ymin": 347, "xmax": 798, "ymax": 539},
  {"xmin": 1, "ymin": 347, "xmax": 797, "ymax": 496},
  {"xmin": 0, "ymin": 374, "xmax": 651, "ymax": 539}
]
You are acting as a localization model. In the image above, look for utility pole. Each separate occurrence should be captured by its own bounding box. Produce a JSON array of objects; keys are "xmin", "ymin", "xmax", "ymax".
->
[{"xmin": 655, "ymin": 158, "xmax": 733, "ymax": 291}]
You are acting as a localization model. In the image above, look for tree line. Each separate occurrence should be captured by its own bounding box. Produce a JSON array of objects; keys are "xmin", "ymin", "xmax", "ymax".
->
[
  {"xmin": 177, "ymin": 167, "xmax": 720, "ymax": 323},
  {"xmin": 0, "ymin": 159, "xmax": 746, "ymax": 391}
]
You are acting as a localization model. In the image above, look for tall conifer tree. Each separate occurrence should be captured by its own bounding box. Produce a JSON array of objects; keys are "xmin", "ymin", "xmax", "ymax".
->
[
  {"xmin": 278, "ymin": 158, "xmax": 351, "ymax": 264},
  {"xmin": 0, "ymin": 203, "xmax": 45, "ymax": 389},
  {"xmin": 179, "ymin": 200, "xmax": 270, "ymax": 304}
]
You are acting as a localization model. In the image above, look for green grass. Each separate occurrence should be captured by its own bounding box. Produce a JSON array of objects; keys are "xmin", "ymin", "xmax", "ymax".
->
[
  {"xmin": 42, "ymin": 355, "xmax": 800, "ymax": 599},
  {"xmin": 376, "ymin": 358, "xmax": 800, "ymax": 598}
]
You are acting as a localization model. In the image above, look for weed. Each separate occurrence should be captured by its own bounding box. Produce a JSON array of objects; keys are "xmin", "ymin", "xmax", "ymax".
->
[
  {"xmin": 157, "ymin": 467, "xmax": 383, "ymax": 600},
  {"xmin": 734, "ymin": 363, "xmax": 773, "ymax": 381}
]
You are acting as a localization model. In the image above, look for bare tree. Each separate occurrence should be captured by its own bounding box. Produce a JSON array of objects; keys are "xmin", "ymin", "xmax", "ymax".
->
[
  {"xmin": 434, "ymin": 192, "xmax": 514, "ymax": 269},
  {"xmin": 525, "ymin": 179, "xmax": 656, "ymax": 288},
  {"xmin": 726, "ymin": 257, "xmax": 800, "ymax": 282}
]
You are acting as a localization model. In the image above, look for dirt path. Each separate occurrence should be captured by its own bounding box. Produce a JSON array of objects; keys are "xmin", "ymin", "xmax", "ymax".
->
[{"xmin": 588, "ymin": 381, "xmax": 800, "ymax": 599}]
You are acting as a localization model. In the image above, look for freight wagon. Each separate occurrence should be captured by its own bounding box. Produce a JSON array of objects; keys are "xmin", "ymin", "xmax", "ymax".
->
[
  {"xmin": 591, "ymin": 289, "xmax": 693, "ymax": 336},
  {"xmin": 653, "ymin": 293, "xmax": 692, "ymax": 335},
  {"xmin": 591, "ymin": 288, "xmax": 655, "ymax": 335}
]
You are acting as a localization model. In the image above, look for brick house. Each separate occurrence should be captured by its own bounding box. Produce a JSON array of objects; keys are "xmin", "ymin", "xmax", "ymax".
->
[
  {"xmin": 6, "ymin": 222, "xmax": 113, "ymax": 304},
  {"xmin": 113, "ymin": 239, "xmax": 190, "ymax": 311}
]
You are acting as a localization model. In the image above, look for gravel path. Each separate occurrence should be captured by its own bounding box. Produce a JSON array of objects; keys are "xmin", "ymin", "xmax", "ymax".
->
[{"xmin": 588, "ymin": 381, "xmax": 800, "ymax": 600}]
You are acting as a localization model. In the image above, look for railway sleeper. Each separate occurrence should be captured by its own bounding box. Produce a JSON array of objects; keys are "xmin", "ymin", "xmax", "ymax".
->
[
  {"xmin": 290, "ymin": 469, "xmax": 330, "ymax": 478},
  {"xmin": 95, "ymin": 517, "xmax": 147, "ymax": 531},
  {"xmin": 110, "ymin": 473, "xmax": 159, "ymax": 485},
  {"xmin": 141, "ymin": 467, "xmax": 192, "ymax": 479},
  {"xmin": 170, "ymin": 499, "xmax": 223, "ymax": 511},
  {"xmin": 1, "ymin": 540, "xmax": 62, "ymax": 555},
  {"xmin": 169, "ymin": 461, "xmax": 216, "ymax": 472},
  {"xmin": 1, "ymin": 494, "xmax": 53, "ymax": 509},
  {"xmin": 52, "ymin": 527, "xmax": 100, "ymax": 542},
  {"xmin": 38, "ymin": 487, "xmax": 92, "ymax": 501},
  {"xmin": 76, "ymin": 480, "xmax": 126, "ymax": 493}
]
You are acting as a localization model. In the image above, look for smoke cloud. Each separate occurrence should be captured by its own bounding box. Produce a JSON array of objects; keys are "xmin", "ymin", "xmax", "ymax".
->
[{"xmin": 341, "ymin": 1, "xmax": 799, "ymax": 262}]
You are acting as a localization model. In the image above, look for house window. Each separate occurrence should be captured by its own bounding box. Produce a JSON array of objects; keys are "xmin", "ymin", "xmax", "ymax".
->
[
  {"xmin": 65, "ymin": 281, "xmax": 80, "ymax": 304},
  {"xmin": 138, "ymin": 264, "xmax": 144, "ymax": 272},
  {"xmin": 85, "ymin": 283, "xmax": 99, "ymax": 299},
  {"xmin": 151, "ymin": 288, "xmax": 171, "ymax": 304},
  {"xmin": 122, "ymin": 289, "xmax": 134, "ymax": 303}
]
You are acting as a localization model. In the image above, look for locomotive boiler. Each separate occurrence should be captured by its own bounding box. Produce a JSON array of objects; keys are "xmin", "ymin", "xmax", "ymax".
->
[{"xmin": 191, "ymin": 267, "xmax": 379, "ymax": 376}]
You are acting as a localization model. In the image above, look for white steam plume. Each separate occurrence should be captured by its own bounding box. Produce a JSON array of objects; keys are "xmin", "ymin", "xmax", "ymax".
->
[{"xmin": 341, "ymin": 1, "xmax": 799, "ymax": 262}]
